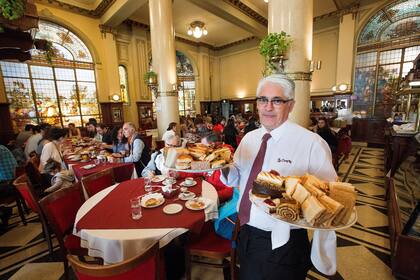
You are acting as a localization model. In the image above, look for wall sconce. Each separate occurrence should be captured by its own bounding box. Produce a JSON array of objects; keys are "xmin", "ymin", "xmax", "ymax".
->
[
  {"xmin": 110, "ymin": 93, "xmax": 121, "ymax": 102},
  {"xmin": 309, "ymin": 60, "xmax": 322, "ymax": 72},
  {"xmin": 145, "ymin": 71, "xmax": 158, "ymax": 98},
  {"xmin": 331, "ymin": 83, "xmax": 350, "ymax": 93}
]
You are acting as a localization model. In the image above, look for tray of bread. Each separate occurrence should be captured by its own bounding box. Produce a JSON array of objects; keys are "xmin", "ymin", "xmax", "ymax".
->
[
  {"xmin": 250, "ymin": 171, "xmax": 357, "ymax": 230},
  {"xmin": 163, "ymin": 143, "xmax": 233, "ymax": 173}
]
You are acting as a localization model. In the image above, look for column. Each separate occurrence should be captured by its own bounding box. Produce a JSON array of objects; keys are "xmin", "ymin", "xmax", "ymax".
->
[
  {"xmin": 268, "ymin": 0, "xmax": 313, "ymax": 127},
  {"xmin": 336, "ymin": 13, "xmax": 356, "ymax": 89},
  {"xmin": 149, "ymin": 0, "xmax": 179, "ymax": 137}
]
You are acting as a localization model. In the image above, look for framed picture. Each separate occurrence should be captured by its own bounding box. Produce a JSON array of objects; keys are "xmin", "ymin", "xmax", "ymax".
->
[{"xmin": 112, "ymin": 107, "xmax": 123, "ymax": 123}]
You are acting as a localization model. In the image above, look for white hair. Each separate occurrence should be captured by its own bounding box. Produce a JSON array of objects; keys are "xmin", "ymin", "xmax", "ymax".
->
[
  {"xmin": 123, "ymin": 122, "xmax": 136, "ymax": 131},
  {"xmin": 256, "ymin": 74, "xmax": 295, "ymax": 100},
  {"xmin": 165, "ymin": 134, "xmax": 179, "ymax": 145}
]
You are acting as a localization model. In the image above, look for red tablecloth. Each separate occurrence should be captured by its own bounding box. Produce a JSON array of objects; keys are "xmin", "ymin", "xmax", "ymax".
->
[
  {"xmin": 71, "ymin": 162, "xmax": 134, "ymax": 181},
  {"xmin": 75, "ymin": 178, "xmax": 205, "ymax": 234}
]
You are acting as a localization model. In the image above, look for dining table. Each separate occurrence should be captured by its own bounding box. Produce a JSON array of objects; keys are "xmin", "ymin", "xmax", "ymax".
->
[{"xmin": 73, "ymin": 177, "xmax": 219, "ymax": 264}]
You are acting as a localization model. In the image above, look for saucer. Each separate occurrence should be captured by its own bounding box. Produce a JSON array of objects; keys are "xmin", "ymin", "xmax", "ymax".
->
[
  {"xmin": 178, "ymin": 191, "xmax": 196, "ymax": 201},
  {"xmin": 180, "ymin": 180, "xmax": 197, "ymax": 187},
  {"xmin": 163, "ymin": 204, "xmax": 183, "ymax": 214}
]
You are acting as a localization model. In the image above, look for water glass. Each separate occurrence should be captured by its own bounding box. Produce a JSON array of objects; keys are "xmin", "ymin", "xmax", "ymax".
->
[
  {"xmin": 130, "ymin": 197, "xmax": 142, "ymax": 220},
  {"xmin": 144, "ymin": 177, "xmax": 152, "ymax": 192}
]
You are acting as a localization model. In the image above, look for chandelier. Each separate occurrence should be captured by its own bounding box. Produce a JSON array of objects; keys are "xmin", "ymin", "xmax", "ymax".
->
[{"xmin": 187, "ymin": 21, "xmax": 208, "ymax": 39}]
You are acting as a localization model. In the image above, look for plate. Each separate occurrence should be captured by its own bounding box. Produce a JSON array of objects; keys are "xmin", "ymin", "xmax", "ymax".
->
[
  {"xmin": 151, "ymin": 175, "xmax": 166, "ymax": 183},
  {"xmin": 249, "ymin": 192, "xmax": 357, "ymax": 231},
  {"xmin": 165, "ymin": 163, "xmax": 234, "ymax": 173},
  {"xmin": 178, "ymin": 192, "xmax": 196, "ymax": 201},
  {"xmin": 180, "ymin": 181, "xmax": 197, "ymax": 187},
  {"xmin": 163, "ymin": 204, "xmax": 183, "ymax": 214},
  {"xmin": 82, "ymin": 164, "xmax": 96, "ymax": 170},
  {"xmin": 80, "ymin": 159, "xmax": 90, "ymax": 163},
  {"xmin": 141, "ymin": 197, "xmax": 165, "ymax": 208},
  {"xmin": 185, "ymin": 198, "xmax": 208, "ymax": 211}
]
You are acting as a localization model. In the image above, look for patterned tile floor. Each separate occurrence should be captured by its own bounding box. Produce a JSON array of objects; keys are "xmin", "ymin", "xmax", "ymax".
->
[{"xmin": 0, "ymin": 145, "xmax": 394, "ymax": 279}]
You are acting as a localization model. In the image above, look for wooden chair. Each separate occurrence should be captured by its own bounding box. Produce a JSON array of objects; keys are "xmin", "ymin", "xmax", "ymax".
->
[
  {"xmin": 68, "ymin": 242, "xmax": 160, "ymax": 280},
  {"xmin": 140, "ymin": 135, "xmax": 153, "ymax": 151},
  {"xmin": 0, "ymin": 177, "xmax": 27, "ymax": 226},
  {"xmin": 39, "ymin": 182, "xmax": 87, "ymax": 279},
  {"xmin": 185, "ymin": 219, "xmax": 240, "ymax": 280},
  {"xmin": 112, "ymin": 164, "xmax": 134, "ymax": 183},
  {"xmin": 155, "ymin": 140, "xmax": 165, "ymax": 151},
  {"xmin": 81, "ymin": 168, "xmax": 115, "ymax": 198},
  {"xmin": 13, "ymin": 174, "xmax": 54, "ymax": 256}
]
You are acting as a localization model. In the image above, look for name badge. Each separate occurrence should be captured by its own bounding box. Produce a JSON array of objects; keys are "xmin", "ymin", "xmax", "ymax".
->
[{"xmin": 277, "ymin": 158, "xmax": 292, "ymax": 164}]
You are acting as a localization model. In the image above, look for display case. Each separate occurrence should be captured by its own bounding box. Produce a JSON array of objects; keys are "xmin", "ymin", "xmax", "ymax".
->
[
  {"xmin": 137, "ymin": 101, "xmax": 156, "ymax": 130},
  {"xmin": 100, "ymin": 102, "xmax": 124, "ymax": 127},
  {"xmin": 387, "ymin": 136, "xmax": 420, "ymax": 279},
  {"xmin": 200, "ymin": 101, "xmax": 221, "ymax": 116}
]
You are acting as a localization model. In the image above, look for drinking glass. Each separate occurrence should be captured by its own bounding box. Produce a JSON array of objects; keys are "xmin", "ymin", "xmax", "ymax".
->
[
  {"xmin": 168, "ymin": 170, "xmax": 177, "ymax": 183},
  {"xmin": 130, "ymin": 197, "xmax": 142, "ymax": 220},
  {"xmin": 144, "ymin": 177, "xmax": 152, "ymax": 192}
]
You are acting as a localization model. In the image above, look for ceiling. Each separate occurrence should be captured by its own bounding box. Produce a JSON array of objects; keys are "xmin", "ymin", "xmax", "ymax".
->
[{"xmin": 49, "ymin": 0, "xmax": 385, "ymax": 47}]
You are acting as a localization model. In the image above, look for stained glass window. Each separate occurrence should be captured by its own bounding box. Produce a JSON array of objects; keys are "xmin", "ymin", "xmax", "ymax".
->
[
  {"xmin": 118, "ymin": 65, "xmax": 130, "ymax": 104},
  {"xmin": 0, "ymin": 20, "xmax": 100, "ymax": 128},
  {"xmin": 354, "ymin": 0, "xmax": 419, "ymax": 118},
  {"xmin": 358, "ymin": 0, "xmax": 420, "ymax": 45}
]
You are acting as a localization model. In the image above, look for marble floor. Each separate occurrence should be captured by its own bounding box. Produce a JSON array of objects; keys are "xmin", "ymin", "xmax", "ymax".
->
[{"xmin": 0, "ymin": 145, "xmax": 394, "ymax": 279}]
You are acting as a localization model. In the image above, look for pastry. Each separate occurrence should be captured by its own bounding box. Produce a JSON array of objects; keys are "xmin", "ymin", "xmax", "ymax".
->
[
  {"xmin": 276, "ymin": 198, "xmax": 300, "ymax": 221},
  {"xmin": 145, "ymin": 198, "xmax": 159, "ymax": 207},
  {"xmin": 175, "ymin": 154, "xmax": 193, "ymax": 170},
  {"xmin": 252, "ymin": 171, "xmax": 285, "ymax": 199},
  {"xmin": 211, "ymin": 159, "xmax": 226, "ymax": 169}
]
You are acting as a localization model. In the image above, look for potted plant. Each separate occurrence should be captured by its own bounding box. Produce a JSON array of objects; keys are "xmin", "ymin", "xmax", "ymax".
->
[
  {"xmin": 259, "ymin": 32, "xmax": 293, "ymax": 76},
  {"xmin": 143, "ymin": 71, "xmax": 157, "ymax": 85}
]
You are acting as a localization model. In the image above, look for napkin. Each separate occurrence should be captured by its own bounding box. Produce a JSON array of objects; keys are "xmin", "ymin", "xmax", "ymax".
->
[{"xmin": 201, "ymin": 180, "xmax": 219, "ymax": 221}]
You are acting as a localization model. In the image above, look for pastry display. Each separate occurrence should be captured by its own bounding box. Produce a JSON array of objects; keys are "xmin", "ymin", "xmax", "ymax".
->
[
  {"xmin": 251, "ymin": 171, "xmax": 358, "ymax": 229},
  {"xmin": 164, "ymin": 144, "xmax": 232, "ymax": 170}
]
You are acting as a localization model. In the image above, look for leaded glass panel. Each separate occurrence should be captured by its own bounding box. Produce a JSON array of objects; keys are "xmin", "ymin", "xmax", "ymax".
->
[
  {"xmin": 355, "ymin": 52, "xmax": 377, "ymax": 67},
  {"xmin": 404, "ymin": 46, "xmax": 420, "ymax": 61},
  {"xmin": 374, "ymin": 64, "xmax": 401, "ymax": 117},
  {"xmin": 76, "ymin": 69, "xmax": 95, "ymax": 82},
  {"xmin": 56, "ymin": 81, "xmax": 79, "ymax": 116},
  {"xmin": 33, "ymin": 80, "xmax": 59, "ymax": 118},
  {"xmin": 379, "ymin": 49, "xmax": 402, "ymax": 64},
  {"xmin": 30, "ymin": 66, "xmax": 54, "ymax": 79},
  {"xmin": 0, "ymin": 61, "xmax": 29, "ymax": 78},
  {"xmin": 353, "ymin": 67, "xmax": 376, "ymax": 116},
  {"xmin": 380, "ymin": 17, "xmax": 420, "ymax": 41},
  {"xmin": 402, "ymin": 62, "xmax": 414, "ymax": 76},
  {"xmin": 55, "ymin": 68, "xmax": 75, "ymax": 81}
]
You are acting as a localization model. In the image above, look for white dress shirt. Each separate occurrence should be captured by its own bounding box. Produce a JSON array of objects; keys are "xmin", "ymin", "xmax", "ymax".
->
[
  {"xmin": 222, "ymin": 120, "xmax": 338, "ymax": 275},
  {"xmin": 39, "ymin": 141, "xmax": 66, "ymax": 172},
  {"xmin": 161, "ymin": 130, "xmax": 175, "ymax": 143},
  {"xmin": 24, "ymin": 133, "xmax": 42, "ymax": 158}
]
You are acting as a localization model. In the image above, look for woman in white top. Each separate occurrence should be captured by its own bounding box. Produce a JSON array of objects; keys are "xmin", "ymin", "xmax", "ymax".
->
[
  {"xmin": 39, "ymin": 127, "xmax": 67, "ymax": 172},
  {"xmin": 161, "ymin": 122, "xmax": 177, "ymax": 143}
]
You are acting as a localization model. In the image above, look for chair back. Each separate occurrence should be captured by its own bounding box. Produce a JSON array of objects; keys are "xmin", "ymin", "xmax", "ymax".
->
[
  {"xmin": 113, "ymin": 164, "xmax": 134, "ymax": 183},
  {"xmin": 81, "ymin": 168, "xmax": 115, "ymax": 198},
  {"xmin": 140, "ymin": 135, "xmax": 153, "ymax": 150},
  {"xmin": 13, "ymin": 175, "xmax": 39, "ymax": 213},
  {"xmin": 39, "ymin": 182, "xmax": 84, "ymax": 240},
  {"xmin": 68, "ymin": 242, "xmax": 160, "ymax": 280},
  {"xmin": 155, "ymin": 140, "xmax": 165, "ymax": 151}
]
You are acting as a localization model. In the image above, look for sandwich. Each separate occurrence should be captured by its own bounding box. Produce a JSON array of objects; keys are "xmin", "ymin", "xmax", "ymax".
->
[
  {"xmin": 291, "ymin": 183, "xmax": 311, "ymax": 204},
  {"xmin": 188, "ymin": 147, "xmax": 207, "ymax": 160},
  {"xmin": 211, "ymin": 159, "xmax": 226, "ymax": 169},
  {"xmin": 303, "ymin": 182, "xmax": 325, "ymax": 197},
  {"xmin": 165, "ymin": 148, "xmax": 190, "ymax": 168},
  {"xmin": 329, "ymin": 182, "xmax": 357, "ymax": 225},
  {"xmin": 175, "ymin": 154, "xmax": 193, "ymax": 170},
  {"xmin": 285, "ymin": 177, "xmax": 301, "ymax": 197},
  {"xmin": 214, "ymin": 147, "xmax": 232, "ymax": 162},
  {"xmin": 316, "ymin": 195, "xmax": 344, "ymax": 226},
  {"xmin": 301, "ymin": 173, "xmax": 328, "ymax": 192},
  {"xmin": 301, "ymin": 196, "xmax": 326, "ymax": 225}
]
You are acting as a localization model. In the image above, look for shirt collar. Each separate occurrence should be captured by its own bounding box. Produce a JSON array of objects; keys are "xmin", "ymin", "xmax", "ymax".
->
[{"xmin": 261, "ymin": 120, "xmax": 291, "ymax": 142}]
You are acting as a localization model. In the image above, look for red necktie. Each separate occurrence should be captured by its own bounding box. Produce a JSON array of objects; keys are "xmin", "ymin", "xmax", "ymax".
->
[{"xmin": 238, "ymin": 133, "xmax": 272, "ymax": 226}]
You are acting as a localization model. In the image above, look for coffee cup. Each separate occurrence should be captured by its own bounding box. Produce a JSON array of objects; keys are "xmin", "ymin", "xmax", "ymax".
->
[{"xmin": 185, "ymin": 177, "xmax": 194, "ymax": 185}]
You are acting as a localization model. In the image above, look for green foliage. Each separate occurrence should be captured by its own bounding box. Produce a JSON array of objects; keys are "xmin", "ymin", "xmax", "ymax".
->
[
  {"xmin": 143, "ymin": 71, "xmax": 157, "ymax": 84},
  {"xmin": 259, "ymin": 32, "xmax": 292, "ymax": 76},
  {"xmin": 0, "ymin": 0, "xmax": 25, "ymax": 20},
  {"xmin": 44, "ymin": 41, "xmax": 55, "ymax": 64}
]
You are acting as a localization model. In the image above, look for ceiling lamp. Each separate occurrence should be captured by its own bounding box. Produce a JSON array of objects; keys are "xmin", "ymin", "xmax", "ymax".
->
[{"xmin": 187, "ymin": 21, "xmax": 208, "ymax": 39}]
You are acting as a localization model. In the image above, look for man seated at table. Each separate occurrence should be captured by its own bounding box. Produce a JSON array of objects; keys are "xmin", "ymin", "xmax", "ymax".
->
[
  {"xmin": 95, "ymin": 124, "xmax": 112, "ymax": 144},
  {"xmin": 117, "ymin": 122, "xmax": 150, "ymax": 176},
  {"xmin": 141, "ymin": 134, "xmax": 179, "ymax": 177}
]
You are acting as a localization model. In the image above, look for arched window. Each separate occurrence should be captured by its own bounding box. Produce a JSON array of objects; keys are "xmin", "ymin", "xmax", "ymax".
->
[
  {"xmin": 353, "ymin": 0, "xmax": 420, "ymax": 117},
  {"xmin": 150, "ymin": 51, "xmax": 196, "ymax": 120},
  {"xmin": 118, "ymin": 65, "xmax": 130, "ymax": 104},
  {"xmin": 0, "ymin": 20, "xmax": 100, "ymax": 129},
  {"xmin": 176, "ymin": 51, "xmax": 196, "ymax": 117}
]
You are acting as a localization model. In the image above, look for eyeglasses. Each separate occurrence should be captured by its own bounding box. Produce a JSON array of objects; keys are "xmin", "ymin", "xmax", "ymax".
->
[{"xmin": 256, "ymin": 96, "xmax": 293, "ymax": 106}]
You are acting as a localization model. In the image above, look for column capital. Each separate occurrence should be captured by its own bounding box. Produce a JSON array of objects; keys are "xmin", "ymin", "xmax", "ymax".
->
[
  {"xmin": 286, "ymin": 71, "xmax": 312, "ymax": 81},
  {"xmin": 157, "ymin": 90, "xmax": 178, "ymax": 97}
]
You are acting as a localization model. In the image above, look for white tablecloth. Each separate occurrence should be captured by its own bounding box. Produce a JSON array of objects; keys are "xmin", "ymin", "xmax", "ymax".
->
[{"xmin": 73, "ymin": 180, "xmax": 218, "ymax": 264}]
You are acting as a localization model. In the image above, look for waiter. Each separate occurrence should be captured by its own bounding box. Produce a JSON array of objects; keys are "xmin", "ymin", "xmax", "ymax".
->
[{"xmin": 222, "ymin": 74, "xmax": 337, "ymax": 280}]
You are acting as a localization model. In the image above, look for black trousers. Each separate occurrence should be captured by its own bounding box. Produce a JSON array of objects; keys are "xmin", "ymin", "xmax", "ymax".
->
[{"xmin": 238, "ymin": 225, "xmax": 312, "ymax": 280}]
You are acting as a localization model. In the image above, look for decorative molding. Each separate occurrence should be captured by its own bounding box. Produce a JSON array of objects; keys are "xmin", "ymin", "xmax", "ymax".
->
[
  {"xmin": 213, "ymin": 36, "xmax": 256, "ymax": 51},
  {"xmin": 314, "ymin": 3, "xmax": 360, "ymax": 22},
  {"xmin": 223, "ymin": 0, "xmax": 267, "ymax": 26},
  {"xmin": 36, "ymin": 0, "xmax": 116, "ymax": 18},
  {"xmin": 285, "ymin": 71, "xmax": 312, "ymax": 81},
  {"xmin": 99, "ymin": 24, "xmax": 117, "ymax": 39},
  {"xmin": 357, "ymin": 35, "xmax": 420, "ymax": 52}
]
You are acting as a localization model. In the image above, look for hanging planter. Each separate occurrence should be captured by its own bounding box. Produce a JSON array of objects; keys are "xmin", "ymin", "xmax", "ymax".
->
[
  {"xmin": 143, "ymin": 71, "xmax": 157, "ymax": 85},
  {"xmin": 259, "ymin": 32, "xmax": 293, "ymax": 76}
]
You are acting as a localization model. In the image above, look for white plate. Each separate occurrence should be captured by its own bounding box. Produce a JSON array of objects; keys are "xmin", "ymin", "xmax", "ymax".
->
[
  {"xmin": 180, "ymin": 181, "xmax": 197, "ymax": 187},
  {"xmin": 163, "ymin": 203, "xmax": 183, "ymax": 214},
  {"xmin": 249, "ymin": 192, "xmax": 357, "ymax": 231},
  {"xmin": 185, "ymin": 198, "xmax": 208, "ymax": 211},
  {"xmin": 141, "ymin": 196, "xmax": 165, "ymax": 208},
  {"xmin": 178, "ymin": 192, "xmax": 196, "ymax": 201},
  {"xmin": 151, "ymin": 175, "xmax": 166, "ymax": 183},
  {"xmin": 82, "ymin": 164, "xmax": 96, "ymax": 170},
  {"xmin": 165, "ymin": 163, "xmax": 234, "ymax": 173}
]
